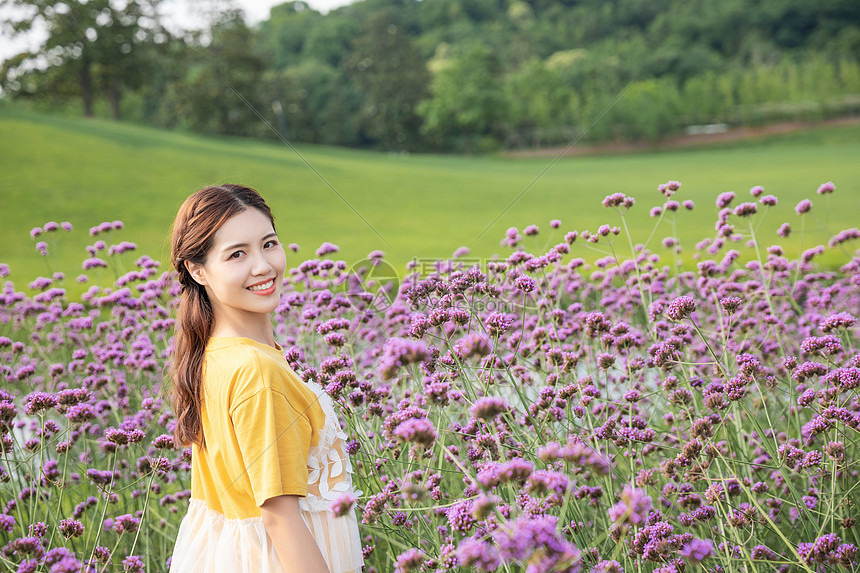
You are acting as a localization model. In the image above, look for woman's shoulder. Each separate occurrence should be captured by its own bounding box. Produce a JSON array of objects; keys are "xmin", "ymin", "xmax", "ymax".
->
[
  {"xmin": 205, "ymin": 337, "xmax": 306, "ymax": 404},
  {"xmin": 206, "ymin": 337, "xmax": 281, "ymax": 369}
]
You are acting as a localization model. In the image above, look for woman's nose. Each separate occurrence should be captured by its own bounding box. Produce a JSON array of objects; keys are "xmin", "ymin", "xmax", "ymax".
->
[{"xmin": 251, "ymin": 252, "xmax": 274, "ymax": 275}]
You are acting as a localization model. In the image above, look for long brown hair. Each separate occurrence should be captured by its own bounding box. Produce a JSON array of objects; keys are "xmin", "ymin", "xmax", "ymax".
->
[{"xmin": 170, "ymin": 184, "xmax": 276, "ymax": 449}]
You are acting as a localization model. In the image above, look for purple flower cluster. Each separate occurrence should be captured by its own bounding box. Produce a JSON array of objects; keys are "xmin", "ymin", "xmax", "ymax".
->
[
  {"xmin": 1, "ymin": 180, "xmax": 859, "ymax": 572},
  {"xmin": 329, "ymin": 492, "xmax": 358, "ymax": 518},
  {"xmin": 666, "ymin": 296, "xmax": 697, "ymax": 321},
  {"xmin": 602, "ymin": 193, "xmax": 636, "ymax": 209},
  {"xmin": 819, "ymin": 311, "xmax": 855, "ymax": 333},
  {"xmin": 379, "ymin": 337, "xmax": 429, "ymax": 380},
  {"xmin": 58, "ymin": 518, "xmax": 84, "ymax": 539},
  {"xmin": 485, "ymin": 312, "xmax": 516, "ymax": 336},
  {"xmin": 514, "ymin": 275, "xmax": 536, "ymax": 293},
  {"xmin": 393, "ymin": 417, "xmax": 437, "ymax": 448},
  {"xmin": 469, "ymin": 396, "xmax": 511, "ymax": 420},
  {"xmin": 607, "ymin": 485, "xmax": 652, "ymax": 526},
  {"xmin": 110, "ymin": 514, "xmax": 140, "ymax": 534},
  {"xmin": 457, "ymin": 537, "xmax": 501, "ymax": 570},
  {"xmin": 679, "ymin": 538, "xmax": 714, "ymax": 563},
  {"xmin": 797, "ymin": 534, "xmax": 857, "ymax": 567},
  {"xmin": 537, "ymin": 438, "xmax": 611, "ymax": 475},
  {"xmin": 122, "ymin": 555, "xmax": 145, "ymax": 572},
  {"xmin": 494, "ymin": 515, "xmax": 581, "ymax": 571}
]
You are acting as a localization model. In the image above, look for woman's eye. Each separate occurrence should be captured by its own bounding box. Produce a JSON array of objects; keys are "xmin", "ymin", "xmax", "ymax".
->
[
  {"xmin": 264, "ymin": 240, "xmax": 279, "ymax": 249},
  {"xmin": 229, "ymin": 251, "xmax": 243, "ymax": 259}
]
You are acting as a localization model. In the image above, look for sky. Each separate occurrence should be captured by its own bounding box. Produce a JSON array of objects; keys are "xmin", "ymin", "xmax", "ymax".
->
[
  {"xmin": 168, "ymin": 0, "xmax": 357, "ymax": 29},
  {"xmin": 0, "ymin": 0, "xmax": 358, "ymax": 63}
]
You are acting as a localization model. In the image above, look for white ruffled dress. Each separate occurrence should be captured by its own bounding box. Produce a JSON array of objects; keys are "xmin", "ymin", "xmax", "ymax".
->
[{"xmin": 169, "ymin": 381, "xmax": 364, "ymax": 573}]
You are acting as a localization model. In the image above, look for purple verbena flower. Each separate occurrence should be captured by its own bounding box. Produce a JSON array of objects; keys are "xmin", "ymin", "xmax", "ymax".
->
[
  {"xmin": 514, "ymin": 275, "xmax": 536, "ymax": 293},
  {"xmin": 394, "ymin": 548, "xmax": 425, "ymax": 573},
  {"xmin": 666, "ymin": 296, "xmax": 696, "ymax": 321},
  {"xmin": 485, "ymin": 312, "xmax": 515, "ymax": 337},
  {"xmin": 608, "ymin": 485, "xmax": 652, "ymax": 526},
  {"xmin": 602, "ymin": 193, "xmax": 628, "ymax": 208},
  {"xmin": 494, "ymin": 514, "xmax": 581, "ymax": 570},
  {"xmin": 527, "ymin": 470, "xmax": 570, "ymax": 496},
  {"xmin": 122, "ymin": 555, "xmax": 145, "ymax": 572},
  {"xmin": 457, "ymin": 537, "xmax": 501, "ymax": 570},
  {"xmin": 315, "ymin": 242, "xmax": 339, "ymax": 256},
  {"xmin": 594, "ymin": 560, "xmax": 624, "ymax": 573},
  {"xmin": 111, "ymin": 514, "xmax": 140, "ymax": 534},
  {"xmin": 817, "ymin": 181, "xmax": 836, "ymax": 194},
  {"xmin": 0, "ymin": 514, "xmax": 15, "ymax": 532},
  {"xmin": 828, "ymin": 227, "xmax": 860, "ymax": 247},
  {"xmin": 733, "ymin": 202, "xmax": 757, "ymax": 217},
  {"xmin": 379, "ymin": 337, "xmax": 429, "ymax": 380},
  {"xmin": 24, "ymin": 392, "xmax": 58, "ymax": 415},
  {"xmin": 393, "ymin": 417, "xmax": 437, "ymax": 448},
  {"xmin": 716, "ymin": 192, "xmax": 735, "ymax": 208},
  {"xmin": 720, "ymin": 296, "xmax": 742, "ymax": 315},
  {"xmin": 58, "ymin": 518, "xmax": 85, "ymax": 539},
  {"xmin": 470, "ymin": 396, "xmax": 510, "ymax": 420},
  {"xmin": 329, "ymin": 492, "xmax": 358, "ymax": 518},
  {"xmin": 679, "ymin": 538, "xmax": 714, "ymax": 563}
]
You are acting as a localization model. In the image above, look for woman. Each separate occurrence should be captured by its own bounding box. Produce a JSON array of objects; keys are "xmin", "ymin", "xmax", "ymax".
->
[{"xmin": 168, "ymin": 184, "xmax": 363, "ymax": 573}]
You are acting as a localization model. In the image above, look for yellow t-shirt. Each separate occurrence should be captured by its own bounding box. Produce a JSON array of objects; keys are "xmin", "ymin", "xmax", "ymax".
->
[{"xmin": 190, "ymin": 336, "xmax": 326, "ymax": 520}]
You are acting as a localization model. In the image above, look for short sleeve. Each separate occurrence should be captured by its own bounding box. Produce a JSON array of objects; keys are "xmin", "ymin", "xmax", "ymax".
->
[{"xmin": 230, "ymin": 387, "xmax": 312, "ymax": 506}]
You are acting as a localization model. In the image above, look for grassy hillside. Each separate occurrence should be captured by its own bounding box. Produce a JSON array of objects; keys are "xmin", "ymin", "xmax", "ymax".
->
[{"xmin": 1, "ymin": 107, "xmax": 858, "ymax": 291}]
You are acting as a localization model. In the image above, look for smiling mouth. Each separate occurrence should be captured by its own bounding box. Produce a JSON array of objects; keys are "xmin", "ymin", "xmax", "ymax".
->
[{"xmin": 247, "ymin": 279, "xmax": 275, "ymax": 291}]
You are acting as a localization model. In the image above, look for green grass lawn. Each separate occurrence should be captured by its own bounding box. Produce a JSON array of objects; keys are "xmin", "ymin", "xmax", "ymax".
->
[{"xmin": 1, "ymin": 106, "xmax": 858, "ymax": 291}]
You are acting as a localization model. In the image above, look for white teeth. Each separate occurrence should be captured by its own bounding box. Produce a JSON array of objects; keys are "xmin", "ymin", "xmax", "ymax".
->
[{"xmin": 247, "ymin": 279, "xmax": 274, "ymax": 291}]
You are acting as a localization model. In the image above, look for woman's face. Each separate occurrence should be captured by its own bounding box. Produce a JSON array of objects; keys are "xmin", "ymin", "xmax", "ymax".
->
[{"xmin": 187, "ymin": 208, "xmax": 286, "ymax": 327}]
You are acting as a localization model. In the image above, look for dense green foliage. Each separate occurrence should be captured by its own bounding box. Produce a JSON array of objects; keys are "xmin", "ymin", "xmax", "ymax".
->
[{"xmin": 2, "ymin": 0, "xmax": 859, "ymax": 151}]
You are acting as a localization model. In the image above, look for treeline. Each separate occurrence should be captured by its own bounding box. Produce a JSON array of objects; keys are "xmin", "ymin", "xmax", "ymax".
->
[{"xmin": 3, "ymin": 0, "xmax": 860, "ymax": 152}]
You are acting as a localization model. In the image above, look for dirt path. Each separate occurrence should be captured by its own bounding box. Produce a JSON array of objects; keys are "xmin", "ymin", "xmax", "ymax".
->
[{"xmin": 501, "ymin": 116, "xmax": 860, "ymax": 158}]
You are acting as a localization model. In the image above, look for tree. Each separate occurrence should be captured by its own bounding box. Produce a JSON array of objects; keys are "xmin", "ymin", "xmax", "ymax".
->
[
  {"xmin": 261, "ymin": 61, "xmax": 361, "ymax": 145},
  {"xmin": 301, "ymin": 12, "xmax": 359, "ymax": 68},
  {"xmin": 418, "ymin": 45, "xmax": 507, "ymax": 152},
  {"xmin": 1, "ymin": 0, "xmax": 163, "ymax": 118},
  {"xmin": 174, "ymin": 9, "xmax": 265, "ymax": 136},
  {"xmin": 256, "ymin": 1, "xmax": 320, "ymax": 69},
  {"xmin": 504, "ymin": 59, "xmax": 572, "ymax": 128},
  {"xmin": 92, "ymin": 1, "xmax": 156, "ymax": 119},
  {"xmin": 346, "ymin": 11, "xmax": 430, "ymax": 150}
]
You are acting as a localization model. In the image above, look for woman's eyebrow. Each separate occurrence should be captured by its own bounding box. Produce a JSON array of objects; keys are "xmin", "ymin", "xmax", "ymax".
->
[{"xmin": 221, "ymin": 233, "xmax": 278, "ymax": 253}]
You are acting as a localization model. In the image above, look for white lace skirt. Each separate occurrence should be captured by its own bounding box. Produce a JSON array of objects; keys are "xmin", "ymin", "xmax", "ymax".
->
[{"xmin": 169, "ymin": 499, "xmax": 364, "ymax": 573}]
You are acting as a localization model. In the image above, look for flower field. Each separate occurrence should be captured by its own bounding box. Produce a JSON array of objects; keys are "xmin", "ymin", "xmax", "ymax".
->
[{"xmin": 1, "ymin": 181, "xmax": 858, "ymax": 572}]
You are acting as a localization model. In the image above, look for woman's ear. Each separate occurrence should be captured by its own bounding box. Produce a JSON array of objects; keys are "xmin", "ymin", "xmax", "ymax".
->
[{"xmin": 185, "ymin": 261, "xmax": 207, "ymax": 286}]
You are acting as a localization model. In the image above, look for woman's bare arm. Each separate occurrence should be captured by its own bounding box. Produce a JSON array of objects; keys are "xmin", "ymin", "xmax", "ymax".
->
[{"xmin": 261, "ymin": 495, "xmax": 330, "ymax": 573}]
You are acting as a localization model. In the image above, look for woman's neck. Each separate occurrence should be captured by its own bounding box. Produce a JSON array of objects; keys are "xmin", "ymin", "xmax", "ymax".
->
[{"xmin": 210, "ymin": 315, "xmax": 276, "ymax": 348}]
